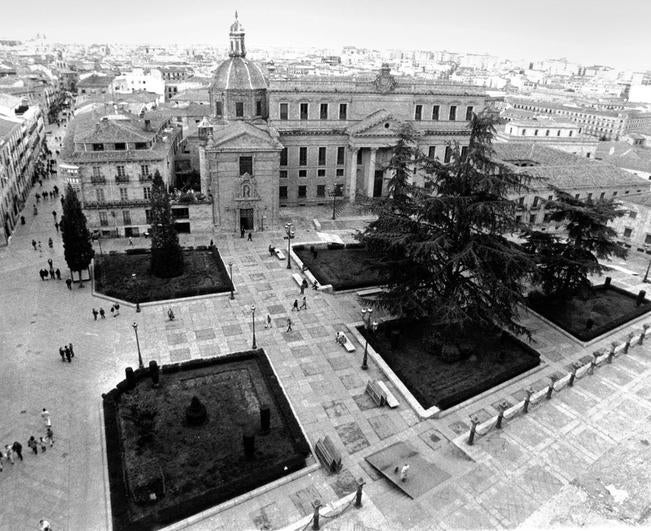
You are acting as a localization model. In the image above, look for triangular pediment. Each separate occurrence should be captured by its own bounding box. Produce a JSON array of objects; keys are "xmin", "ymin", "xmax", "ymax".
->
[
  {"xmin": 346, "ymin": 110, "xmax": 402, "ymax": 137},
  {"xmin": 210, "ymin": 121, "xmax": 282, "ymax": 150}
]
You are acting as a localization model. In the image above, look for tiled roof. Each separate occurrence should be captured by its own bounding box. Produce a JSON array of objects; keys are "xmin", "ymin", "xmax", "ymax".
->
[
  {"xmin": 619, "ymin": 192, "xmax": 651, "ymax": 208},
  {"xmin": 595, "ymin": 141, "xmax": 651, "ymax": 173},
  {"xmin": 493, "ymin": 143, "xmax": 650, "ymax": 192},
  {"xmin": 77, "ymin": 73, "xmax": 114, "ymax": 88},
  {"xmin": 0, "ymin": 116, "xmax": 21, "ymax": 139},
  {"xmin": 171, "ymin": 88, "xmax": 210, "ymax": 103}
]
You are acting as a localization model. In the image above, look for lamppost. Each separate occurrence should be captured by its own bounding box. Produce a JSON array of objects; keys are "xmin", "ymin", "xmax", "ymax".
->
[
  {"xmin": 228, "ymin": 261, "xmax": 234, "ymax": 300},
  {"xmin": 251, "ymin": 304, "xmax": 257, "ymax": 349},
  {"xmin": 329, "ymin": 184, "xmax": 341, "ymax": 221},
  {"xmin": 132, "ymin": 322, "xmax": 144, "ymax": 369},
  {"xmin": 360, "ymin": 307, "xmax": 378, "ymax": 370},
  {"xmin": 132, "ymin": 273, "xmax": 141, "ymax": 312},
  {"xmin": 284, "ymin": 222, "xmax": 295, "ymax": 270},
  {"xmin": 644, "ymin": 259, "xmax": 651, "ymax": 283}
]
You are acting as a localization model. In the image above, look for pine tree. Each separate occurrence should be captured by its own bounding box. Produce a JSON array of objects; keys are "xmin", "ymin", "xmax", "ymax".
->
[
  {"xmin": 60, "ymin": 184, "xmax": 94, "ymax": 285},
  {"xmin": 524, "ymin": 188, "xmax": 627, "ymax": 297},
  {"xmin": 149, "ymin": 170, "xmax": 184, "ymax": 278},
  {"xmin": 360, "ymin": 112, "xmax": 534, "ymax": 350}
]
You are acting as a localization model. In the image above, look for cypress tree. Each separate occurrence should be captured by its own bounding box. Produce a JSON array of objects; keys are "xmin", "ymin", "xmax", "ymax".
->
[
  {"xmin": 149, "ymin": 170, "xmax": 184, "ymax": 278},
  {"xmin": 60, "ymin": 184, "xmax": 94, "ymax": 285}
]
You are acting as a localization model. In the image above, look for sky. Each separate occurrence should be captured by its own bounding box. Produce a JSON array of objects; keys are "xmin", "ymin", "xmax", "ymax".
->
[{"xmin": 2, "ymin": 0, "xmax": 649, "ymax": 71}]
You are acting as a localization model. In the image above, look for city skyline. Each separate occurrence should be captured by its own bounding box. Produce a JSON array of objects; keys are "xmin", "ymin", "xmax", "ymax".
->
[{"xmin": 2, "ymin": 0, "xmax": 649, "ymax": 71}]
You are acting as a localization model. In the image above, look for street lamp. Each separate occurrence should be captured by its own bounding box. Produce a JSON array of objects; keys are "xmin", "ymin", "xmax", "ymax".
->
[
  {"xmin": 329, "ymin": 184, "xmax": 342, "ymax": 221},
  {"xmin": 251, "ymin": 304, "xmax": 257, "ymax": 349},
  {"xmin": 132, "ymin": 322, "xmax": 144, "ymax": 369},
  {"xmin": 228, "ymin": 261, "xmax": 234, "ymax": 299},
  {"xmin": 284, "ymin": 222, "xmax": 295, "ymax": 270},
  {"xmin": 361, "ymin": 308, "xmax": 378, "ymax": 370},
  {"xmin": 132, "ymin": 273, "xmax": 141, "ymax": 312}
]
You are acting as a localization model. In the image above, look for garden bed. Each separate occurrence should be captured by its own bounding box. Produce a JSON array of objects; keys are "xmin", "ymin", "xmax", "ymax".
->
[
  {"xmin": 527, "ymin": 283, "xmax": 651, "ymax": 342},
  {"xmin": 102, "ymin": 350, "xmax": 310, "ymax": 531},
  {"xmin": 94, "ymin": 247, "xmax": 233, "ymax": 303},
  {"xmin": 293, "ymin": 243, "xmax": 385, "ymax": 291},
  {"xmin": 357, "ymin": 320, "xmax": 540, "ymax": 410}
]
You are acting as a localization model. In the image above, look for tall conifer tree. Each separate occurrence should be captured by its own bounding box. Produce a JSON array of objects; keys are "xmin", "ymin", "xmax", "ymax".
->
[
  {"xmin": 149, "ymin": 170, "xmax": 184, "ymax": 278},
  {"xmin": 60, "ymin": 184, "xmax": 94, "ymax": 285}
]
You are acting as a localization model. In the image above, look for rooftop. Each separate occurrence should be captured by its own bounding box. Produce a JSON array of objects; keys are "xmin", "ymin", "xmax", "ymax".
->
[{"xmin": 595, "ymin": 141, "xmax": 651, "ymax": 173}]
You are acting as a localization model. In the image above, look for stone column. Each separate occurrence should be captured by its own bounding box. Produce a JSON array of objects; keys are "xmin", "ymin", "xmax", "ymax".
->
[
  {"xmin": 366, "ymin": 148, "xmax": 377, "ymax": 198},
  {"xmin": 348, "ymin": 147, "xmax": 359, "ymax": 202}
]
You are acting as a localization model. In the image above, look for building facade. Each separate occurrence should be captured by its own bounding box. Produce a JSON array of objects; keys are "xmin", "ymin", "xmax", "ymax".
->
[{"xmin": 196, "ymin": 14, "xmax": 487, "ymax": 232}]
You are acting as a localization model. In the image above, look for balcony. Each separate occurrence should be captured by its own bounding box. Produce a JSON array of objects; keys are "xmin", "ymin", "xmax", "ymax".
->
[
  {"xmin": 90, "ymin": 175, "xmax": 106, "ymax": 185},
  {"xmin": 115, "ymin": 174, "xmax": 130, "ymax": 184},
  {"xmin": 138, "ymin": 174, "xmax": 152, "ymax": 182}
]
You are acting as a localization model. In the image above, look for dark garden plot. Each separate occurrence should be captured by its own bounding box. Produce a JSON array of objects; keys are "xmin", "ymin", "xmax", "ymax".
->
[
  {"xmin": 527, "ymin": 283, "xmax": 651, "ymax": 342},
  {"xmin": 94, "ymin": 247, "xmax": 233, "ymax": 303},
  {"xmin": 357, "ymin": 320, "xmax": 540, "ymax": 411},
  {"xmin": 102, "ymin": 350, "xmax": 310, "ymax": 531},
  {"xmin": 294, "ymin": 243, "xmax": 385, "ymax": 291}
]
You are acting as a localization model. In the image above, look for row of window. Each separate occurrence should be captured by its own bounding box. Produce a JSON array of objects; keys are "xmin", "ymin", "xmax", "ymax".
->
[
  {"xmin": 91, "ymin": 142, "xmax": 150, "ymax": 152},
  {"xmin": 98, "ymin": 207, "xmax": 189, "ymax": 226},
  {"xmin": 512, "ymin": 128, "xmax": 573, "ymax": 137},
  {"xmin": 278, "ymin": 102, "xmax": 348, "ymax": 121},
  {"xmin": 280, "ymin": 168, "xmax": 346, "ymax": 179},
  {"xmin": 414, "ymin": 105, "xmax": 474, "ymax": 121},
  {"xmin": 215, "ymin": 100, "xmax": 264, "ymax": 118},
  {"xmin": 279, "ymin": 146, "xmax": 347, "ymax": 168},
  {"xmin": 92, "ymin": 165, "xmax": 151, "ymax": 178},
  {"xmin": 279, "ymin": 184, "xmax": 330, "ymax": 199},
  {"xmin": 522, "ymin": 188, "xmax": 643, "ymax": 209}
]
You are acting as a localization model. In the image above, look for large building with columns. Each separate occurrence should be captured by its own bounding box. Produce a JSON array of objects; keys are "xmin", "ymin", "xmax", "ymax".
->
[{"xmin": 197, "ymin": 14, "xmax": 487, "ymax": 233}]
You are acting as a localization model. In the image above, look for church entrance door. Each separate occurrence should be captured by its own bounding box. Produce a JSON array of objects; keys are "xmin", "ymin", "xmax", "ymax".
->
[{"xmin": 240, "ymin": 208, "xmax": 254, "ymax": 231}]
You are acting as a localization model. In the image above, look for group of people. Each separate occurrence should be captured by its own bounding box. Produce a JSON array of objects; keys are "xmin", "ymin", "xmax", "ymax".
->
[
  {"xmin": 0, "ymin": 409, "xmax": 54, "ymax": 474},
  {"xmin": 58, "ymin": 344, "xmax": 75, "ymax": 363},
  {"xmin": 291, "ymin": 297, "xmax": 308, "ymax": 311},
  {"xmin": 39, "ymin": 258, "xmax": 61, "ymax": 281}
]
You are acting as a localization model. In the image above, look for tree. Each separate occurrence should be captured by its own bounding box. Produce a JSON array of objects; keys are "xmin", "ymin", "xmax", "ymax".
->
[
  {"xmin": 360, "ymin": 112, "xmax": 534, "ymax": 351},
  {"xmin": 60, "ymin": 184, "xmax": 94, "ymax": 286},
  {"xmin": 524, "ymin": 188, "xmax": 627, "ymax": 297},
  {"xmin": 149, "ymin": 170, "xmax": 184, "ymax": 278}
]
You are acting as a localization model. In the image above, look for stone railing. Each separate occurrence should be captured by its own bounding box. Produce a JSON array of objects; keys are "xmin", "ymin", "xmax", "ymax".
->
[{"xmin": 464, "ymin": 323, "xmax": 650, "ymax": 446}]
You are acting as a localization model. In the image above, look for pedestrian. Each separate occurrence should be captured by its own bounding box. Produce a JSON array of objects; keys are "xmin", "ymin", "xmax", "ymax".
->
[
  {"xmin": 114, "ymin": 303, "xmax": 120, "ymax": 316},
  {"xmin": 41, "ymin": 408, "xmax": 51, "ymax": 428},
  {"xmin": 32, "ymin": 240, "xmax": 37, "ymax": 250},
  {"xmin": 92, "ymin": 308, "xmax": 98, "ymax": 320},
  {"xmin": 4, "ymin": 445, "xmax": 15, "ymax": 464},
  {"xmin": 52, "ymin": 210, "xmax": 57, "ymax": 219},
  {"xmin": 39, "ymin": 269, "xmax": 45, "ymax": 281},
  {"xmin": 265, "ymin": 314, "xmax": 272, "ymax": 329},
  {"xmin": 286, "ymin": 317, "xmax": 293, "ymax": 332},
  {"xmin": 209, "ymin": 239, "xmax": 214, "ymax": 247},
  {"xmin": 64, "ymin": 345, "xmax": 71, "ymax": 363},
  {"xmin": 40, "ymin": 519, "xmax": 52, "ymax": 531},
  {"xmin": 400, "ymin": 463, "xmax": 410, "ymax": 482},
  {"xmin": 65, "ymin": 278, "xmax": 72, "ymax": 290},
  {"xmin": 39, "ymin": 437, "xmax": 47, "ymax": 453},
  {"xmin": 300, "ymin": 296, "xmax": 307, "ymax": 310},
  {"xmin": 68, "ymin": 343, "xmax": 74, "ymax": 358},
  {"xmin": 59, "ymin": 346, "xmax": 65, "ymax": 362},
  {"xmin": 292, "ymin": 299, "xmax": 300, "ymax": 312},
  {"xmin": 28, "ymin": 436, "xmax": 38, "ymax": 454},
  {"xmin": 12, "ymin": 441, "xmax": 23, "ymax": 461},
  {"xmin": 300, "ymin": 278, "xmax": 308, "ymax": 295},
  {"xmin": 99, "ymin": 307, "xmax": 105, "ymax": 319},
  {"xmin": 128, "ymin": 237, "xmax": 133, "ymax": 246},
  {"xmin": 247, "ymin": 232, "xmax": 253, "ymax": 241},
  {"xmin": 312, "ymin": 279, "xmax": 318, "ymax": 290},
  {"xmin": 48, "ymin": 237, "xmax": 53, "ymax": 248},
  {"xmin": 53, "ymin": 185, "xmax": 58, "ymax": 195},
  {"xmin": 46, "ymin": 427, "xmax": 54, "ymax": 446},
  {"xmin": 54, "ymin": 221, "xmax": 59, "ymax": 232},
  {"xmin": 55, "ymin": 268, "xmax": 61, "ymax": 280},
  {"xmin": 268, "ymin": 244, "xmax": 275, "ymax": 256},
  {"xmin": 49, "ymin": 268, "xmax": 55, "ymax": 280}
]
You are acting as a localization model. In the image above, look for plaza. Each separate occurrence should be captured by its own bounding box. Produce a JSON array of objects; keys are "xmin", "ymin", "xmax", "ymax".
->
[{"xmin": 0, "ymin": 124, "xmax": 650, "ymax": 530}]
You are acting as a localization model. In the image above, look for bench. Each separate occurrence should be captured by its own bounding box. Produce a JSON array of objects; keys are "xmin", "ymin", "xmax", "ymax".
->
[
  {"xmin": 292, "ymin": 273, "xmax": 304, "ymax": 287},
  {"xmin": 336, "ymin": 332, "xmax": 355, "ymax": 352},
  {"xmin": 376, "ymin": 381, "xmax": 400, "ymax": 408},
  {"xmin": 275, "ymin": 249, "xmax": 285, "ymax": 260},
  {"xmin": 315, "ymin": 435, "xmax": 342, "ymax": 473},
  {"xmin": 365, "ymin": 380, "xmax": 385, "ymax": 406}
]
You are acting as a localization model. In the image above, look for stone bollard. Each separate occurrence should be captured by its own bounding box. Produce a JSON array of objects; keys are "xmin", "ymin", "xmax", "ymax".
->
[
  {"xmin": 636, "ymin": 290, "xmax": 646, "ymax": 307},
  {"xmin": 496, "ymin": 407, "xmax": 506, "ymax": 429},
  {"xmin": 546, "ymin": 376, "xmax": 558, "ymax": 400},
  {"xmin": 125, "ymin": 367, "xmax": 135, "ymax": 389},
  {"xmin": 624, "ymin": 333, "xmax": 634, "ymax": 354},
  {"xmin": 260, "ymin": 404, "xmax": 270, "ymax": 435},
  {"xmin": 604, "ymin": 276, "xmax": 612, "ymax": 287},
  {"xmin": 355, "ymin": 478, "xmax": 365, "ymax": 508},
  {"xmin": 523, "ymin": 389, "xmax": 533, "ymax": 414},
  {"xmin": 312, "ymin": 500, "xmax": 321, "ymax": 530},
  {"xmin": 607, "ymin": 343, "xmax": 617, "ymax": 363},
  {"xmin": 639, "ymin": 324, "xmax": 650, "ymax": 345},
  {"xmin": 467, "ymin": 416, "xmax": 479, "ymax": 446},
  {"xmin": 568, "ymin": 364, "xmax": 578, "ymax": 387}
]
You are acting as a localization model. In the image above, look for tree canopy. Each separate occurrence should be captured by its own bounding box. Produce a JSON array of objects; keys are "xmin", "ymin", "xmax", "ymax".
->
[
  {"xmin": 359, "ymin": 113, "xmax": 534, "ymax": 348},
  {"xmin": 149, "ymin": 170, "xmax": 184, "ymax": 278},
  {"xmin": 524, "ymin": 188, "xmax": 627, "ymax": 297},
  {"xmin": 60, "ymin": 184, "xmax": 94, "ymax": 282}
]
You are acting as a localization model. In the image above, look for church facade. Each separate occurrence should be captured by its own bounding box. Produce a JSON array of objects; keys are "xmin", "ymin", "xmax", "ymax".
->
[{"xmin": 198, "ymin": 14, "xmax": 487, "ymax": 233}]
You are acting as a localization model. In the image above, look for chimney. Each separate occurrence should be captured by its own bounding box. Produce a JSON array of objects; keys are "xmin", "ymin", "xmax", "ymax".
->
[{"xmin": 144, "ymin": 119, "xmax": 151, "ymax": 131}]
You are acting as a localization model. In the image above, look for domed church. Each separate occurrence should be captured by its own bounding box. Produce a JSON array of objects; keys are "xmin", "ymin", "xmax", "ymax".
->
[{"xmin": 198, "ymin": 13, "xmax": 486, "ymax": 233}]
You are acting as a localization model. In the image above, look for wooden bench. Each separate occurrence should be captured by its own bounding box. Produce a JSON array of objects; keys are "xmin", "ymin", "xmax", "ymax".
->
[
  {"xmin": 292, "ymin": 273, "xmax": 304, "ymax": 287},
  {"xmin": 376, "ymin": 381, "xmax": 399, "ymax": 408},
  {"xmin": 315, "ymin": 435, "xmax": 342, "ymax": 473},
  {"xmin": 365, "ymin": 380, "xmax": 385, "ymax": 406},
  {"xmin": 275, "ymin": 249, "xmax": 285, "ymax": 260},
  {"xmin": 336, "ymin": 332, "xmax": 356, "ymax": 352}
]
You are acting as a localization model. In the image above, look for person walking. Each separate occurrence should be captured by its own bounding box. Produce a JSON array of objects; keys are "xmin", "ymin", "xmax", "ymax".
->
[
  {"xmin": 68, "ymin": 343, "xmax": 74, "ymax": 358},
  {"xmin": 48, "ymin": 237, "xmax": 53, "ymax": 249},
  {"xmin": 286, "ymin": 318, "xmax": 293, "ymax": 332},
  {"xmin": 65, "ymin": 278, "xmax": 72, "ymax": 290},
  {"xmin": 59, "ymin": 346, "xmax": 65, "ymax": 362},
  {"xmin": 54, "ymin": 221, "xmax": 59, "ymax": 233},
  {"xmin": 247, "ymin": 232, "xmax": 253, "ymax": 242},
  {"xmin": 265, "ymin": 314, "xmax": 272, "ymax": 329},
  {"xmin": 55, "ymin": 268, "xmax": 61, "ymax": 280},
  {"xmin": 32, "ymin": 240, "xmax": 37, "ymax": 250},
  {"xmin": 64, "ymin": 346, "xmax": 71, "ymax": 363},
  {"xmin": 28, "ymin": 436, "xmax": 38, "ymax": 455},
  {"xmin": 99, "ymin": 307, "xmax": 105, "ymax": 319},
  {"xmin": 300, "ymin": 279, "xmax": 307, "ymax": 295},
  {"xmin": 39, "ymin": 437, "xmax": 47, "ymax": 453},
  {"xmin": 49, "ymin": 268, "xmax": 55, "ymax": 280},
  {"xmin": 92, "ymin": 308, "xmax": 98, "ymax": 320},
  {"xmin": 52, "ymin": 210, "xmax": 57, "ymax": 220},
  {"xmin": 268, "ymin": 244, "xmax": 275, "ymax": 257},
  {"xmin": 4, "ymin": 445, "xmax": 15, "ymax": 465},
  {"xmin": 291, "ymin": 299, "xmax": 300, "ymax": 312},
  {"xmin": 300, "ymin": 296, "xmax": 307, "ymax": 310},
  {"xmin": 12, "ymin": 441, "xmax": 23, "ymax": 461},
  {"xmin": 46, "ymin": 427, "xmax": 54, "ymax": 446}
]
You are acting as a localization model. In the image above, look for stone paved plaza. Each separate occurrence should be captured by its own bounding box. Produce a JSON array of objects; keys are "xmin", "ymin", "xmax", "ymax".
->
[{"xmin": 1, "ymin": 127, "xmax": 650, "ymax": 530}]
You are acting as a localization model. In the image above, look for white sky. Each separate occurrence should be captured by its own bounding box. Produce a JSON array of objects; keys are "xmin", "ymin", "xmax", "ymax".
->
[{"xmin": 2, "ymin": 0, "xmax": 649, "ymax": 71}]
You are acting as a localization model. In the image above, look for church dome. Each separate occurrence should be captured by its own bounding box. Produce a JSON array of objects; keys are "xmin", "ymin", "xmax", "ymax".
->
[{"xmin": 211, "ymin": 56, "xmax": 268, "ymax": 91}]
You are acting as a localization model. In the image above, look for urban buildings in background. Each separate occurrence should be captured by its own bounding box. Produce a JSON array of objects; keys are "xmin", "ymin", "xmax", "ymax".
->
[{"xmin": 1, "ymin": 14, "xmax": 650, "ymax": 243}]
